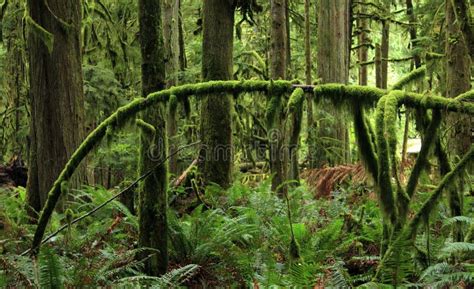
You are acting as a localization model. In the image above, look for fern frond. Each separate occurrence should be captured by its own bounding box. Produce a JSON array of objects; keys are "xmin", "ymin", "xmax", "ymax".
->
[
  {"xmin": 439, "ymin": 242, "xmax": 474, "ymax": 258},
  {"xmin": 38, "ymin": 247, "xmax": 64, "ymax": 289}
]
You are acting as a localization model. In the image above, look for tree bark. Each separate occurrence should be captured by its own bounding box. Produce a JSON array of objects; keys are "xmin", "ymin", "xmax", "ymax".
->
[
  {"xmin": 446, "ymin": 0, "xmax": 472, "ymax": 155},
  {"xmin": 26, "ymin": 0, "xmax": 86, "ymax": 219},
  {"xmin": 445, "ymin": 0, "xmax": 472, "ymax": 241},
  {"xmin": 357, "ymin": 1, "xmax": 369, "ymax": 86},
  {"xmin": 163, "ymin": 0, "xmax": 180, "ymax": 176},
  {"xmin": 304, "ymin": 0, "xmax": 316, "ymax": 169},
  {"xmin": 138, "ymin": 0, "xmax": 168, "ymax": 275},
  {"xmin": 198, "ymin": 0, "xmax": 234, "ymax": 188},
  {"xmin": 316, "ymin": 0, "xmax": 351, "ymax": 165},
  {"xmin": 269, "ymin": 0, "xmax": 288, "ymax": 194},
  {"xmin": 381, "ymin": 20, "xmax": 389, "ymax": 89}
]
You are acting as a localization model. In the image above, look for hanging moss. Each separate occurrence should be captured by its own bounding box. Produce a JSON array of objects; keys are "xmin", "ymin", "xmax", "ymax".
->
[
  {"xmin": 286, "ymin": 88, "xmax": 304, "ymax": 113},
  {"xmin": 25, "ymin": 16, "xmax": 54, "ymax": 53},
  {"xmin": 352, "ymin": 103, "xmax": 378, "ymax": 180},
  {"xmin": 374, "ymin": 95, "xmax": 397, "ymax": 224},
  {"xmin": 455, "ymin": 90, "xmax": 474, "ymax": 101},
  {"xmin": 136, "ymin": 119, "xmax": 156, "ymax": 136},
  {"xmin": 391, "ymin": 66, "xmax": 426, "ymax": 90},
  {"xmin": 29, "ymin": 79, "xmax": 474, "ymax": 254},
  {"xmin": 398, "ymin": 110, "xmax": 442, "ymax": 224},
  {"xmin": 313, "ymin": 83, "xmax": 385, "ymax": 107},
  {"xmin": 375, "ymin": 145, "xmax": 474, "ymax": 281}
]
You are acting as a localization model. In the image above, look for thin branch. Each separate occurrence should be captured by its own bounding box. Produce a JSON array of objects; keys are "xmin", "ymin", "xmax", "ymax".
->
[{"xmin": 21, "ymin": 141, "xmax": 200, "ymax": 256}]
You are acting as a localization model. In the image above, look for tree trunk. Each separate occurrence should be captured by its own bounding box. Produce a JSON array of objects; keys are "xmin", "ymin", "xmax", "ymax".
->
[
  {"xmin": 26, "ymin": 0, "xmax": 86, "ymax": 219},
  {"xmin": 316, "ymin": 0, "xmax": 351, "ymax": 166},
  {"xmin": 446, "ymin": 0, "xmax": 472, "ymax": 155},
  {"xmin": 381, "ymin": 20, "xmax": 389, "ymax": 89},
  {"xmin": 198, "ymin": 0, "xmax": 234, "ymax": 188},
  {"xmin": 445, "ymin": 0, "xmax": 472, "ymax": 241},
  {"xmin": 269, "ymin": 0, "xmax": 288, "ymax": 194},
  {"xmin": 304, "ymin": 0, "xmax": 316, "ymax": 169},
  {"xmin": 138, "ymin": 0, "xmax": 168, "ymax": 276},
  {"xmin": 357, "ymin": 3, "xmax": 369, "ymax": 86},
  {"xmin": 163, "ymin": 0, "xmax": 180, "ymax": 176}
]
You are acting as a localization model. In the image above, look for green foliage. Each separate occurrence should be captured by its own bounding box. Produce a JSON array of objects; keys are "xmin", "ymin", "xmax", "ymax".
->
[{"xmin": 38, "ymin": 246, "xmax": 64, "ymax": 289}]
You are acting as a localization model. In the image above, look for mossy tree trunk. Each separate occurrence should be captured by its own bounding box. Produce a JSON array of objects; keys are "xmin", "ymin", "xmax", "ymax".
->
[
  {"xmin": 2, "ymin": 0, "xmax": 28, "ymax": 161},
  {"xmin": 445, "ymin": 0, "xmax": 472, "ymax": 241},
  {"xmin": 26, "ymin": 0, "xmax": 86, "ymax": 219},
  {"xmin": 380, "ymin": 19, "xmax": 389, "ymax": 89},
  {"xmin": 198, "ymin": 0, "xmax": 235, "ymax": 189},
  {"xmin": 316, "ymin": 0, "xmax": 351, "ymax": 166},
  {"xmin": 357, "ymin": 1, "xmax": 369, "ymax": 86},
  {"xmin": 138, "ymin": 0, "xmax": 168, "ymax": 276},
  {"xmin": 269, "ymin": 0, "xmax": 288, "ymax": 194},
  {"xmin": 163, "ymin": 0, "xmax": 180, "ymax": 176},
  {"xmin": 304, "ymin": 0, "xmax": 316, "ymax": 169}
]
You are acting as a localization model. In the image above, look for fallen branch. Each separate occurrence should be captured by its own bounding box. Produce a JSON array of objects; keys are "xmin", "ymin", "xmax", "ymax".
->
[{"xmin": 22, "ymin": 141, "xmax": 200, "ymax": 256}]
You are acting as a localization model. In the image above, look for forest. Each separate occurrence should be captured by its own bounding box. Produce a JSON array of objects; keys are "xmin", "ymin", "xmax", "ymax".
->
[{"xmin": 0, "ymin": 0, "xmax": 473, "ymax": 287}]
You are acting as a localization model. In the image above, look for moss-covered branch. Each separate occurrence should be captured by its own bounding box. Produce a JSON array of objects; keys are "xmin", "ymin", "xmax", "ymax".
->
[
  {"xmin": 391, "ymin": 66, "xmax": 426, "ymax": 90},
  {"xmin": 30, "ymin": 79, "xmax": 474, "ymax": 255},
  {"xmin": 374, "ymin": 145, "xmax": 474, "ymax": 281},
  {"xmin": 375, "ymin": 95, "xmax": 397, "ymax": 224}
]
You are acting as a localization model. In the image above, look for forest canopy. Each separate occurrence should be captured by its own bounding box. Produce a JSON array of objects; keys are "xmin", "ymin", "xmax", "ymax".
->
[{"xmin": 0, "ymin": 0, "xmax": 473, "ymax": 287}]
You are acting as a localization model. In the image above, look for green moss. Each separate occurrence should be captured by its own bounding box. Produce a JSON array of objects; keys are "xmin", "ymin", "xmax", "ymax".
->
[
  {"xmin": 136, "ymin": 119, "xmax": 156, "ymax": 136},
  {"xmin": 29, "ymin": 79, "xmax": 474, "ymax": 255},
  {"xmin": 25, "ymin": 16, "xmax": 54, "ymax": 53},
  {"xmin": 352, "ymin": 103, "xmax": 378, "ymax": 180},
  {"xmin": 391, "ymin": 66, "xmax": 426, "ymax": 90},
  {"xmin": 374, "ymin": 95, "xmax": 397, "ymax": 224},
  {"xmin": 376, "ymin": 145, "xmax": 474, "ymax": 281},
  {"xmin": 455, "ymin": 90, "xmax": 474, "ymax": 101},
  {"xmin": 286, "ymin": 88, "xmax": 304, "ymax": 113}
]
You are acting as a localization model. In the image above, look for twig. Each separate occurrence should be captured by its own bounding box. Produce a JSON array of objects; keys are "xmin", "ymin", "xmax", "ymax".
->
[
  {"xmin": 172, "ymin": 158, "xmax": 198, "ymax": 187},
  {"xmin": 21, "ymin": 141, "xmax": 200, "ymax": 256}
]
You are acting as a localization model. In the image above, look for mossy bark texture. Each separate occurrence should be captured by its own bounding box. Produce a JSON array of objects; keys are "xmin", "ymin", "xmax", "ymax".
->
[
  {"xmin": 316, "ymin": 0, "xmax": 351, "ymax": 165},
  {"xmin": 138, "ymin": 0, "xmax": 168, "ymax": 276},
  {"xmin": 269, "ymin": 0, "xmax": 288, "ymax": 194},
  {"xmin": 198, "ymin": 0, "xmax": 235, "ymax": 189},
  {"xmin": 26, "ymin": 0, "xmax": 86, "ymax": 219}
]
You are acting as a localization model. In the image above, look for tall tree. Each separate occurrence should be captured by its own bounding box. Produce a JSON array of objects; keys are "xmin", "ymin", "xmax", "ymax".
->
[
  {"xmin": 269, "ymin": 0, "xmax": 288, "ymax": 193},
  {"xmin": 445, "ymin": 0, "xmax": 472, "ymax": 241},
  {"xmin": 26, "ymin": 0, "xmax": 86, "ymax": 219},
  {"xmin": 446, "ymin": 0, "xmax": 472, "ymax": 155},
  {"xmin": 163, "ymin": 0, "xmax": 181, "ymax": 175},
  {"xmin": 304, "ymin": 0, "xmax": 316, "ymax": 168},
  {"xmin": 138, "ymin": 0, "xmax": 168, "ymax": 276},
  {"xmin": 199, "ymin": 0, "xmax": 235, "ymax": 188},
  {"xmin": 316, "ymin": 0, "xmax": 351, "ymax": 165}
]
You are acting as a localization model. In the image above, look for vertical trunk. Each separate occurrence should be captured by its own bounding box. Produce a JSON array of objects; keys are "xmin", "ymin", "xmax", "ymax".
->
[
  {"xmin": 285, "ymin": 0, "xmax": 292, "ymax": 77},
  {"xmin": 163, "ymin": 0, "xmax": 180, "ymax": 176},
  {"xmin": 269, "ymin": 0, "xmax": 288, "ymax": 194},
  {"xmin": 375, "ymin": 44, "xmax": 383, "ymax": 88},
  {"xmin": 316, "ymin": 0, "xmax": 350, "ymax": 165},
  {"xmin": 178, "ymin": 0, "xmax": 187, "ymax": 71},
  {"xmin": 138, "ymin": 0, "xmax": 168, "ymax": 275},
  {"xmin": 445, "ymin": 0, "xmax": 472, "ymax": 241},
  {"xmin": 199, "ymin": 0, "xmax": 234, "ymax": 188},
  {"xmin": 2, "ymin": 1, "xmax": 27, "ymax": 160},
  {"xmin": 446, "ymin": 0, "xmax": 472, "ymax": 155},
  {"xmin": 304, "ymin": 0, "xmax": 316, "ymax": 168},
  {"xmin": 406, "ymin": 0, "xmax": 421, "ymax": 68},
  {"xmin": 357, "ymin": 6, "xmax": 369, "ymax": 86},
  {"xmin": 381, "ymin": 20, "xmax": 389, "ymax": 89},
  {"xmin": 26, "ymin": 0, "xmax": 86, "ymax": 219}
]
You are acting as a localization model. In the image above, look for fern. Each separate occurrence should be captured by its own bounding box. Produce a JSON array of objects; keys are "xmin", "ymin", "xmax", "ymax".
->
[
  {"xmin": 439, "ymin": 242, "xmax": 474, "ymax": 258},
  {"xmin": 38, "ymin": 246, "xmax": 64, "ymax": 289},
  {"xmin": 113, "ymin": 264, "xmax": 200, "ymax": 288}
]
